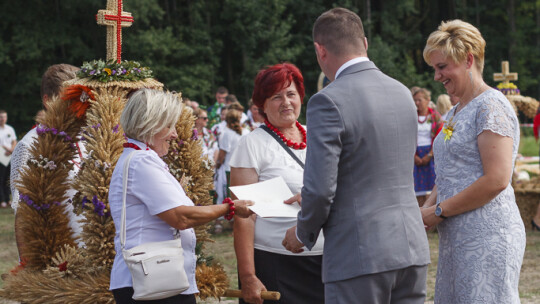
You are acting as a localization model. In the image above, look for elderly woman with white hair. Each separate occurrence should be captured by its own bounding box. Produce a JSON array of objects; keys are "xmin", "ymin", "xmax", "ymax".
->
[{"xmin": 108, "ymin": 89, "xmax": 253, "ymax": 304}]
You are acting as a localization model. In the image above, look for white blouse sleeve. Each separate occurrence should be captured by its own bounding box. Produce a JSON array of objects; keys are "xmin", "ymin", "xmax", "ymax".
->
[
  {"xmin": 229, "ymin": 132, "xmax": 261, "ymax": 175},
  {"xmin": 129, "ymin": 153, "xmax": 188, "ymax": 215},
  {"xmin": 219, "ymin": 128, "xmax": 232, "ymax": 152}
]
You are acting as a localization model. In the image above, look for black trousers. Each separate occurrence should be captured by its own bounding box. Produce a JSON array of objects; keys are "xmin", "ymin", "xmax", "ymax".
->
[
  {"xmin": 239, "ymin": 249, "xmax": 324, "ymax": 304},
  {"xmin": 112, "ymin": 287, "xmax": 196, "ymax": 304},
  {"xmin": 0, "ymin": 163, "xmax": 10, "ymax": 203}
]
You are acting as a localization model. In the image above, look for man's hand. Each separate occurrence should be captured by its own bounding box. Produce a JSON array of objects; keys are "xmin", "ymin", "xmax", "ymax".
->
[
  {"xmin": 282, "ymin": 226, "xmax": 304, "ymax": 253},
  {"xmin": 284, "ymin": 193, "xmax": 302, "ymax": 206},
  {"xmin": 3, "ymin": 146, "xmax": 12, "ymax": 156}
]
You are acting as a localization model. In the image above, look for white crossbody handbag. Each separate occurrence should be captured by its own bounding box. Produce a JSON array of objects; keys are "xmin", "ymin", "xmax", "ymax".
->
[{"xmin": 120, "ymin": 150, "xmax": 190, "ymax": 300}]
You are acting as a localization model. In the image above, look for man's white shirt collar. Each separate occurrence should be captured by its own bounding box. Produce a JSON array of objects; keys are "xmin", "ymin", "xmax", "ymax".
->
[{"xmin": 335, "ymin": 57, "xmax": 369, "ymax": 79}]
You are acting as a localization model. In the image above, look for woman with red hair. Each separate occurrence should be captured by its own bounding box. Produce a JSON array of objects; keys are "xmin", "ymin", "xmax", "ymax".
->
[{"xmin": 230, "ymin": 63, "xmax": 324, "ymax": 304}]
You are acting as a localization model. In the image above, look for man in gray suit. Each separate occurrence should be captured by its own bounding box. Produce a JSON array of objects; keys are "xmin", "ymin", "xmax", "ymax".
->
[{"xmin": 282, "ymin": 7, "xmax": 430, "ymax": 304}]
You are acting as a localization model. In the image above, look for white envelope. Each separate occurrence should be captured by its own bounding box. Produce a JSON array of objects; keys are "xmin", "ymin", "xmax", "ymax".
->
[{"xmin": 229, "ymin": 176, "xmax": 300, "ymax": 218}]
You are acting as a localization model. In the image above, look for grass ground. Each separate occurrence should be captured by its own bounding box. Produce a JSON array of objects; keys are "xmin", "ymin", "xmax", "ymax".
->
[
  {"xmin": 520, "ymin": 135, "xmax": 539, "ymax": 157},
  {"xmin": 0, "ymin": 209, "xmax": 17, "ymax": 290}
]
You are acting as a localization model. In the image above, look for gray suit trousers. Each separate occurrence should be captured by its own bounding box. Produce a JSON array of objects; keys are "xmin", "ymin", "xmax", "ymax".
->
[{"xmin": 324, "ymin": 265, "xmax": 428, "ymax": 304}]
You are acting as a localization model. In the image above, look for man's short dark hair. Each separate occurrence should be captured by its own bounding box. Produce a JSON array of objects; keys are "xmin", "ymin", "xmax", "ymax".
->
[
  {"xmin": 216, "ymin": 86, "xmax": 228, "ymax": 95},
  {"xmin": 40, "ymin": 64, "xmax": 80, "ymax": 99},
  {"xmin": 225, "ymin": 94, "xmax": 238, "ymax": 104},
  {"xmin": 313, "ymin": 8, "xmax": 366, "ymax": 56}
]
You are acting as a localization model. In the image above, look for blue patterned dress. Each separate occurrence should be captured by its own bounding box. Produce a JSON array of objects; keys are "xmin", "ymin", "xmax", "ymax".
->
[{"xmin": 433, "ymin": 89, "xmax": 526, "ymax": 303}]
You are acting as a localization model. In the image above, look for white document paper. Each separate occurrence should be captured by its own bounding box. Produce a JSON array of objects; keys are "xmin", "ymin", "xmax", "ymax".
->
[
  {"xmin": 229, "ymin": 176, "xmax": 300, "ymax": 218},
  {"xmin": 0, "ymin": 146, "xmax": 11, "ymax": 166}
]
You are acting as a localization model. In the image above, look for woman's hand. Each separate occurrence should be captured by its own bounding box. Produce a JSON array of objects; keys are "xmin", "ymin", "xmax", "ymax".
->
[
  {"xmin": 414, "ymin": 155, "xmax": 423, "ymax": 166},
  {"xmin": 420, "ymin": 153, "xmax": 432, "ymax": 166},
  {"xmin": 421, "ymin": 205, "xmax": 443, "ymax": 229},
  {"xmin": 284, "ymin": 193, "xmax": 302, "ymax": 206},
  {"xmin": 233, "ymin": 200, "xmax": 255, "ymax": 218},
  {"xmin": 240, "ymin": 275, "xmax": 267, "ymax": 304}
]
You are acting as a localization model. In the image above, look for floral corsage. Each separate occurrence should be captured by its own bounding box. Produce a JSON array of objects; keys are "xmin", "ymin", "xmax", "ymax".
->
[{"xmin": 442, "ymin": 117, "xmax": 456, "ymax": 142}]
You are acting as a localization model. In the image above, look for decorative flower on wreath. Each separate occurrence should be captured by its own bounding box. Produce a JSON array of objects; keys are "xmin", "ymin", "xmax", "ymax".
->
[
  {"xmin": 43, "ymin": 245, "xmax": 87, "ymax": 279},
  {"xmin": 81, "ymin": 195, "xmax": 109, "ymax": 217},
  {"xmin": 78, "ymin": 59, "xmax": 153, "ymax": 82},
  {"xmin": 496, "ymin": 82, "xmax": 520, "ymax": 95},
  {"xmin": 62, "ymin": 85, "xmax": 95, "ymax": 118},
  {"xmin": 9, "ymin": 258, "xmax": 27, "ymax": 275},
  {"xmin": 58, "ymin": 261, "xmax": 68, "ymax": 272}
]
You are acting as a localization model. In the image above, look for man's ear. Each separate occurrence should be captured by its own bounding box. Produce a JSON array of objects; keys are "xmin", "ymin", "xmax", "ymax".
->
[
  {"xmin": 364, "ymin": 37, "xmax": 368, "ymax": 52},
  {"xmin": 314, "ymin": 42, "xmax": 326, "ymax": 60}
]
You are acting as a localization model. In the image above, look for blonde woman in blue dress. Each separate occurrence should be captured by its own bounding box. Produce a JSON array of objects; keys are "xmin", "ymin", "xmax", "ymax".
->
[{"xmin": 421, "ymin": 20, "xmax": 526, "ymax": 303}]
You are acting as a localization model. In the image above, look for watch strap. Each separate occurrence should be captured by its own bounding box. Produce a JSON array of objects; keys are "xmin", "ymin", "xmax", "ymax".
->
[{"xmin": 436, "ymin": 203, "xmax": 448, "ymax": 219}]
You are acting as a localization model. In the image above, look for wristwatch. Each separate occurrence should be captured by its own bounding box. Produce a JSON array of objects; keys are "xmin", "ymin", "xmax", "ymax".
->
[{"xmin": 435, "ymin": 204, "xmax": 447, "ymax": 219}]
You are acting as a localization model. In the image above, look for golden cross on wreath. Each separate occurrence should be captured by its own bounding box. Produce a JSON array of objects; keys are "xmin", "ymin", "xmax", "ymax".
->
[
  {"xmin": 493, "ymin": 61, "xmax": 518, "ymax": 84},
  {"xmin": 96, "ymin": 0, "xmax": 134, "ymax": 63}
]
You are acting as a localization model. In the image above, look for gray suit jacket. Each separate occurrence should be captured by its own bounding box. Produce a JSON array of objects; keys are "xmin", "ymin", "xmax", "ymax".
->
[{"xmin": 297, "ymin": 61, "xmax": 430, "ymax": 283}]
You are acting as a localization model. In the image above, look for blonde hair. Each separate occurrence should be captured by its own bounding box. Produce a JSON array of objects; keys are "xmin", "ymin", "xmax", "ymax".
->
[
  {"xmin": 412, "ymin": 87, "xmax": 431, "ymax": 101},
  {"xmin": 423, "ymin": 20, "xmax": 486, "ymax": 73},
  {"xmin": 436, "ymin": 94, "xmax": 453, "ymax": 115},
  {"xmin": 121, "ymin": 89, "xmax": 183, "ymax": 145},
  {"xmin": 193, "ymin": 107, "xmax": 206, "ymax": 118}
]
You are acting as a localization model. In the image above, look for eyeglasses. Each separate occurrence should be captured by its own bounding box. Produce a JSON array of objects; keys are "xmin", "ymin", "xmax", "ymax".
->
[{"xmin": 198, "ymin": 117, "xmax": 208, "ymax": 120}]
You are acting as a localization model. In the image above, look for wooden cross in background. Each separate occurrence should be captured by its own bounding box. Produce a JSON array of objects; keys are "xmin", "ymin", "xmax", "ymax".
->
[
  {"xmin": 96, "ymin": 0, "xmax": 134, "ymax": 63},
  {"xmin": 493, "ymin": 61, "xmax": 518, "ymax": 84}
]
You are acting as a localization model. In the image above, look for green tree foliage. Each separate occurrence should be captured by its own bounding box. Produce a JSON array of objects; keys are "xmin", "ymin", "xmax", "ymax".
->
[
  {"xmin": 1, "ymin": 0, "xmax": 538, "ymax": 132},
  {"xmin": 220, "ymin": 0, "xmax": 302, "ymax": 101}
]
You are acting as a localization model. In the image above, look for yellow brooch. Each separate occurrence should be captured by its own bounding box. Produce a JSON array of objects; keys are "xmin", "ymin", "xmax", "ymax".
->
[{"xmin": 442, "ymin": 116, "xmax": 456, "ymax": 142}]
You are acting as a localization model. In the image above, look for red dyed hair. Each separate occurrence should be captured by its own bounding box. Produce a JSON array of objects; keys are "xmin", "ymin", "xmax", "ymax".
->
[{"xmin": 252, "ymin": 63, "xmax": 305, "ymax": 113}]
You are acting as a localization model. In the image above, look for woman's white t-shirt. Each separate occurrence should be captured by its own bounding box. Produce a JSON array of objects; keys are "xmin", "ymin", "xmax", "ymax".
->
[
  {"xmin": 417, "ymin": 118, "xmax": 432, "ymax": 147},
  {"xmin": 219, "ymin": 126, "xmax": 249, "ymax": 171},
  {"xmin": 108, "ymin": 139, "xmax": 198, "ymax": 294},
  {"xmin": 229, "ymin": 127, "xmax": 324, "ymax": 256}
]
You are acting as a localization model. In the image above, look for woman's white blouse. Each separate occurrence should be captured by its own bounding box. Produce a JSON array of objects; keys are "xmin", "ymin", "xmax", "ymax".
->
[
  {"xmin": 108, "ymin": 139, "xmax": 198, "ymax": 294},
  {"xmin": 229, "ymin": 128, "xmax": 324, "ymax": 256},
  {"xmin": 417, "ymin": 117, "xmax": 432, "ymax": 147},
  {"xmin": 219, "ymin": 126, "xmax": 249, "ymax": 171}
]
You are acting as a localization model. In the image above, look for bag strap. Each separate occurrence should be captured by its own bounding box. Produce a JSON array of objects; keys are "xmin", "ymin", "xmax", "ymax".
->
[
  {"xmin": 120, "ymin": 150, "xmax": 138, "ymax": 251},
  {"xmin": 260, "ymin": 125, "xmax": 304, "ymax": 169}
]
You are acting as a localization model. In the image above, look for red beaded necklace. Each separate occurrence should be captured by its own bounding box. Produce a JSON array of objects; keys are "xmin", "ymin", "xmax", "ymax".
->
[
  {"xmin": 123, "ymin": 142, "xmax": 149, "ymax": 150},
  {"xmin": 418, "ymin": 108, "xmax": 433, "ymax": 124},
  {"xmin": 264, "ymin": 119, "xmax": 306, "ymax": 150}
]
